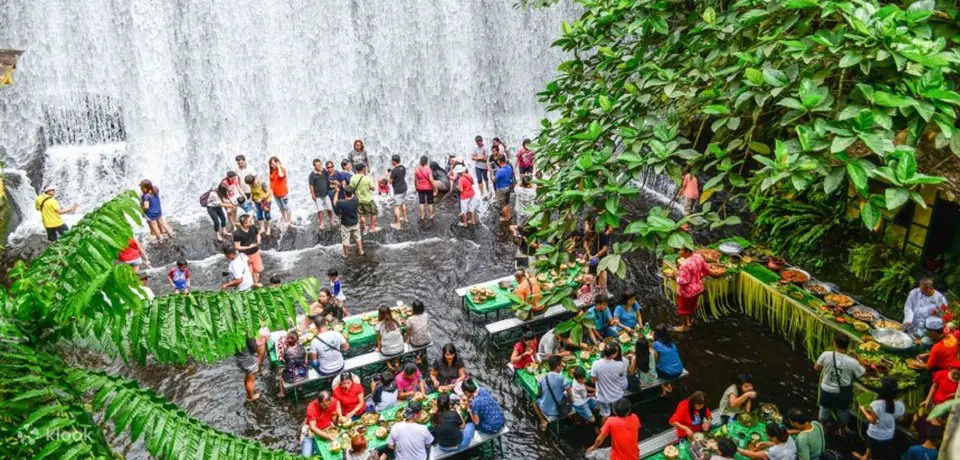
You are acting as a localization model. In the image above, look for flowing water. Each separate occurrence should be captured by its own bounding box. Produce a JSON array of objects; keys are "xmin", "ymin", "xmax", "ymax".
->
[{"xmin": 3, "ymin": 1, "xmax": 828, "ymax": 458}]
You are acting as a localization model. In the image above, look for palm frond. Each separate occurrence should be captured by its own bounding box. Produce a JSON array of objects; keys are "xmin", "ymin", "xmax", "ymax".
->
[
  {"xmin": 61, "ymin": 279, "xmax": 318, "ymax": 365},
  {"xmin": 69, "ymin": 369, "xmax": 299, "ymax": 460}
]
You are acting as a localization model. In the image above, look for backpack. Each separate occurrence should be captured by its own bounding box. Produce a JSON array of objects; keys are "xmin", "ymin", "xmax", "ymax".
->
[{"xmin": 199, "ymin": 190, "xmax": 212, "ymax": 207}]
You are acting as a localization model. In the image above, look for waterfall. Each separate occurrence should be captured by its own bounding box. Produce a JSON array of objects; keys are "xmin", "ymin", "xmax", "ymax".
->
[
  {"xmin": 0, "ymin": 0, "xmax": 577, "ymax": 232},
  {"xmin": 637, "ymin": 168, "xmax": 683, "ymax": 214}
]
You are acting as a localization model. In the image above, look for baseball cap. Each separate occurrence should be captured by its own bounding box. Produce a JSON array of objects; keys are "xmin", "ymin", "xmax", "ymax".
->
[
  {"xmin": 925, "ymin": 316, "xmax": 944, "ymax": 331},
  {"xmin": 43, "ymin": 185, "xmax": 56, "ymax": 192}
]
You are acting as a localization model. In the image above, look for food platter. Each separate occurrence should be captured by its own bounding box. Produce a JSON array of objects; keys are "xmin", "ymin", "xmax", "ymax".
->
[
  {"xmin": 718, "ymin": 241, "xmax": 743, "ymax": 256},
  {"xmin": 708, "ymin": 263, "xmax": 727, "ymax": 278},
  {"xmin": 780, "ymin": 268, "xmax": 810, "ymax": 284},
  {"xmin": 696, "ymin": 248, "xmax": 721, "ymax": 263},
  {"xmin": 847, "ymin": 305, "xmax": 880, "ymax": 323},
  {"xmin": 872, "ymin": 319, "xmax": 903, "ymax": 331},
  {"xmin": 871, "ymin": 328, "xmax": 914, "ymax": 351},
  {"xmin": 469, "ymin": 287, "xmax": 496, "ymax": 304},
  {"xmin": 824, "ymin": 293, "xmax": 854, "ymax": 308},
  {"xmin": 347, "ymin": 323, "xmax": 364, "ymax": 335},
  {"xmin": 803, "ymin": 281, "xmax": 832, "ymax": 297}
]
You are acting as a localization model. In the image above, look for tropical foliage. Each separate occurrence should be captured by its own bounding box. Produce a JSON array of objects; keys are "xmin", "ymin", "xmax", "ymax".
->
[
  {"xmin": 524, "ymin": 0, "xmax": 958, "ymax": 277},
  {"xmin": 0, "ymin": 191, "xmax": 316, "ymax": 459}
]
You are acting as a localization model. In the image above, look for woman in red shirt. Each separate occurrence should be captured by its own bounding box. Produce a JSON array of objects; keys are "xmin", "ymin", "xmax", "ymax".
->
[
  {"xmin": 333, "ymin": 372, "xmax": 366, "ymax": 418},
  {"xmin": 669, "ymin": 391, "xmax": 712, "ymax": 438},
  {"xmin": 925, "ymin": 368, "xmax": 960, "ymax": 406},
  {"xmin": 510, "ymin": 330, "xmax": 539, "ymax": 369},
  {"xmin": 117, "ymin": 238, "xmax": 149, "ymax": 272},
  {"xmin": 268, "ymin": 157, "xmax": 291, "ymax": 225},
  {"xmin": 414, "ymin": 155, "xmax": 436, "ymax": 220}
]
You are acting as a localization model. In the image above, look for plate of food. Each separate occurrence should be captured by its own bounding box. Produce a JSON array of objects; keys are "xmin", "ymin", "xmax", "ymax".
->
[
  {"xmin": 803, "ymin": 281, "xmax": 832, "ymax": 297},
  {"xmin": 332, "ymin": 321, "xmax": 345, "ymax": 332},
  {"xmin": 906, "ymin": 358, "xmax": 925, "ymax": 369},
  {"xmin": 524, "ymin": 363, "xmax": 538, "ymax": 374},
  {"xmin": 618, "ymin": 332, "xmax": 632, "ymax": 344},
  {"xmin": 347, "ymin": 323, "xmax": 364, "ymax": 335},
  {"xmin": 469, "ymin": 287, "xmax": 496, "ymax": 304},
  {"xmin": 579, "ymin": 351, "xmax": 593, "ymax": 361},
  {"xmin": 692, "ymin": 432, "xmax": 706, "ymax": 442},
  {"xmin": 663, "ymin": 445, "xmax": 680, "ymax": 460},
  {"xmin": 847, "ymin": 305, "xmax": 880, "ymax": 323},
  {"xmin": 824, "ymin": 293, "xmax": 854, "ymax": 308},
  {"xmin": 362, "ymin": 413, "xmax": 381, "ymax": 426},
  {"xmin": 872, "ymin": 319, "xmax": 903, "ymax": 331},
  {"xmin": 857, "ymin": 340, "xmax": 880, "ymax": 352},
  {"xmin": 853, "ymin": 321, "xmax": 870, "ymax": 332},
  {"xmin": 708, "ymin": 263, "xmax": 727, "ymax": 278},
  {"xmin": 780, "ymin": 268, "xmax": 810, "ymax": 284},
  {"xmin": 375, "ymin": 426, "xmax": 388, "ymax": 439},
  {"xmin": 329, "ymin": 441, "xmax": 342, "ymax": 454},
  {"xmin": 697, "ymin": 248, "xmax": 721, "ymax": 263},
  {"xmin": 498, "ymin": 280, "xmax": 513, "ymax": 290}
]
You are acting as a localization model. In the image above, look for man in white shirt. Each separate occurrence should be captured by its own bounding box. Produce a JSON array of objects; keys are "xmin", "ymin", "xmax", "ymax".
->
[
  {"xmin": 236, "ymin": 155, "xmax": 256, "ymax": 199},
  {"xmin": 308, "ymin": 319, "xmax": 349, "ymax": 376},
  {"xmin": 813, "ymin": 334, "xmax": 865, "ymax": 434},
  {"xmin": 388, "ymin": 401, "xmax": 434, "ymax": 460},
  {"xmin": 221, "ymin": 247, "xmax": 254, "ymax": 291},
  {"xmin": 903, "ymin": 278, "xmax": 948, "ymax": 340}
]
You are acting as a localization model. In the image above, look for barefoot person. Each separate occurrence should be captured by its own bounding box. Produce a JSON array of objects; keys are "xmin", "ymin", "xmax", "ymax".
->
[
  {"xmin": 140, "ymin": 180, "xmax": 174, "ymax": 241},
  {"xmin": 268, "ymin": 157, "xmax": 291, "ymax": 226},
  {"xmin": 233, "ymin": 215, "xmax": 263, "ymax": 286},
  {"xmin": 333, "ymin": 184, "xmax": 364, "ymax": 257},
  {"xmin": 245, "ymin": 174, "xmax": 273, "ymax": 237},
  {"xmin": 471, "ymin": 135, "xmax": 490, "ymax": 198},
  {"xmin": 35, "ymin": 185, "xmax": 79, "ymax": 242},
  {"xmin": 388, "ymin": 155, "xmax": 409, "ymax": 229},
  {"xmin": 349, "ymin": 163, "xmax": 379, "ymax": 233},
  {"xmin": 674, "ymin": 245, "xmax": 708, "ymax": 332},
  {"xmin": 414, "ymin": 156, "xmax": 436, "ymax": 220},
  {"xmin": 309, "ymin": 159, "xmax": 335, "ymax": 230},
  {"xmin": 493, "ymin": 155, "xmax": 514, "ymax": 222},
  {"xmin": 454, "ymin": 165, "xmax": 479, "ymax": 227}
]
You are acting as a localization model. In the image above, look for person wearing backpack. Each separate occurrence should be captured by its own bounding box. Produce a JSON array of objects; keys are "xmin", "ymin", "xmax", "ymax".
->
[
  {"xmin": 533, "ymin": 356, "xmax": 572, "ymax": 431},
  {"xmin": 35, "ymin": 185, "xmax": 79, "ymax": 242},
  {"xmin": 814, "ymin": 335, "xmax": 865, "ymax": 436}
]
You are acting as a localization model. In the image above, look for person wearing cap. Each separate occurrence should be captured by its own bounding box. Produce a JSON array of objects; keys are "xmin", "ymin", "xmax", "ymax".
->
[
  {"xmin": 387, "ymin": 401, "xmax": 434, "ymax": 460},
  {"xmin": 453, "ymin": 164, "xmax": 478, "ymax": 227},
  {"xmin": 35, "ymin": 185, "xmax": 79, "ymax": 242},
  {"xmin": 916, "ymin": 317, "xmax": 960, "ymax": 373},
  {"xmin": 904, "ymin": 279, "xmax": 948, "ymax": 340}
]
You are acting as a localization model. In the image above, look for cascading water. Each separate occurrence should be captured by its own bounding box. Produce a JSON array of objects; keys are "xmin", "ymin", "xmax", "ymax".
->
[
  {"xmin": 0, "ymin": 0, "xmax": 578, "ymax": 236},
  {"xmin": 637, "ymin": 168, "xmax": 684, "ymax": 214}
]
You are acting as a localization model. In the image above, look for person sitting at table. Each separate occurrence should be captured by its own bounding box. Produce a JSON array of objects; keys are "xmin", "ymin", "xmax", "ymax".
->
[
  {"xmin": 587, "ymin": 298, "xmax": 620, "ymax": 340},
  {"xmin": 669, "ymin": 390, "xmax": 712, "ymax": 439},
  {"xmin": 738, "ymin": 423, "xmax": 797, "ymax": 460},
  {"xmin": 718, "ymin": 373, "xmax": 758, "ymax": 425},
  {"xmin": 376, "ymin": 305, "xmax": 405, "ymax": 357},
  {"xmin": 653, "ymin": 326, "xmax": 684, "ymax": 396},
  {"xmin": 613, "ymin": 292, "xmax": 643, "ymax": 330},
  {"xmin": 576, "ymin": 271, "xmax": 597, "ymax": 306},
  {"xmin": 346, "ymin": 434, "xmax": 385, "ymax": 460},
  {"xmin": 533, "ymin": 356, "xmax": 573, "ymax": 430},
  {"xmin": 431, "ymin": 343, "xmax": 467, "ymax": 393},
  {"xmin": 396, "ymin": 362, "xmax": 427, "ymax": 400},
  {"xmin": 513, "ymin": 270, "xmax": 543, "ymax": 310},
  {"xmin": 388, "ymin": 402, "xmax": 434, "ymax": 460},
  {"xmin": 903, "ymin": 278, "xmax": 948, "ymax": 342},
  {"xmin": 368, "ymin": 371, "xmax": 399, "ymax": 413},
  {"xmin": 308, "ymin": 318, "xmax": 349, "ymax": 377},
  {"xmin": 301, "ymin": 390, "xmax": 338, "ymax": 457},
  {"xmin": 404, "ymin": 300, "xmax": 432, "ymax": 348},
  {"xmin": 278, "ymin": 331, "xmax": 308, "ymax": 398},
  {"xmin": 333, "ymin": 372, "xmax": 366, "ymax": 418},
  {"xmin": 537, "ymin": 327, "xmax": 578, "ymax": 361},
  {"xmin": 627, "ymin": 337, "xmax": 658, "ymax": 391},
  {"xmin": 433, "ymin": 392, "xmax": 476, "ymax": 453},
  {"xmin": 510, "ymin": 330, "xmax": 539, "ymax": 370},
  {"xmin": 785, "ymin": 408, "xmax": 825, "ymax": 460},
  {"xmin": 463, "ymin": 378, "xmax": 506, "ymax": 434},
  {"xmin": 302, "ymin": 288, "xmax": 348, "ymax": 330},
  {"xmin": 714, "ymin": 438, "xmax": 738, "ymax": 460}
]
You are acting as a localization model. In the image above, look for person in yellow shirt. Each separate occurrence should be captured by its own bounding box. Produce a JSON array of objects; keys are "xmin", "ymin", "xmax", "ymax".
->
[
  {"xmin": 35, "ymin": 185, "xmax": 78, "ymax": 242},
  {"xmin": 244, "ymin": 174, "xmax": 273, "ymax": 237}
]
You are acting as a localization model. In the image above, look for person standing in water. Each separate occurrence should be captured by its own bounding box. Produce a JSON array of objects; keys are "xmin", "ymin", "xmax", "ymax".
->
[
  {"xmin": 388, "ymin": 154, "xmax": 409, "ymax": 229},
  {"xmin": 35, "ymin": 185, "xmax": 79, "ymax": 242},
  {"xmin": 349, "ymin": 163, "xmax": 379, "ymax": 233},
  {"xmin": 220, "ymin": 171, "xmax": 246, "ymax": 229},
  {"xmin": 677, "ymin": 170, "xmax": 699, "ymax": 216},
  {"xmin": 350, "ymin": 139, "xmax": 369, "ymax": 172},
  {"xmin": 236, "ymin": 155, "xmax": 256, "ymax": 200},
  {"xmin": 414, "ymin": 156, "xmax": 436, "ymax": 220},
  {"xmin": 454, "ymin": 165, "xmax": 478, "ymax": 227},
  {"xmin": 140, "ymin": 180, "xmax": 174, "ymax": 241},
  {"xmin": 332, "ymin": 184, "xmax": 364, "ymax": 257},
  {"xmin": 471, "ymin": 136, "xmax": 490, "ymax": 198},
  {"xmin": 268, "ymin": 157, "xmax": 291, "ymax": 226},
  {"xmin": 309, "ymin": 159, "xmax": 335, "ymax": 230},
  {"xmin": 233, "ymin": 214, "xmax": 263, "ymax": 287},
  {"xmin": 245, "ymin": 174, "xmax": 273, "ymax": 237},
  {"xmin": 516, "ymin": 139, "xmax": 536, "ymax": 177}
]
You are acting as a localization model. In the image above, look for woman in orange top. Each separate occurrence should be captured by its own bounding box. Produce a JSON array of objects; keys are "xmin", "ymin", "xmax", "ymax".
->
[
  {"xmin": 513, "ymin": 270, "xmax": 542, "ymax": 310},
  {"xmin": 268, "ymin": 156, "xmax": 291, "ymax": 225}
]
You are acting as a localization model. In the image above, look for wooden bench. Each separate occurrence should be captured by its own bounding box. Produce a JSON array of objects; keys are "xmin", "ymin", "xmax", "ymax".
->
[
  {"xmin": 429, "ymin": 426, "xmax": 510, "ymax": 459},
  {"xmin": 283, "ymin": 342, "xmax": 431, "ymax": 401},
  {"xmin": 480, "ymin": 301, "xmax": 583, "ymax": 349}
]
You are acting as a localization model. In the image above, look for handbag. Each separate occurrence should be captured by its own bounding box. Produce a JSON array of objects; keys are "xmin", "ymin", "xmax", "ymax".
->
[
  {"xmin": 544, "ymin": 373, "xmax": 572, "ymax": 416},
  {"xmin": 827, "ymin": 352, "xmax": 854, "ymax": 407}
]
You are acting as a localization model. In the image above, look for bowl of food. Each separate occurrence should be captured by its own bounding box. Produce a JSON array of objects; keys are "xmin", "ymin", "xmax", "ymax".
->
[
  {"xmin": 329, "ymin": 441, "xmax": 342, "ymax": 454},
  {"xmin": 718, "ymin": 241, "xmax": 743, "ymax": 256},
  {"xmin": 618, "ymin": 332, "xmax": 632, "ymax": 344},
  {"xmin": 579, "ymin": 351, "xmax": 592, "ymax": 361},
  {"xmin": 906, "ymin": 358, "xmax": 925, "ymax": 369},
  {"xmin": 696, "ymin": 248, "xmax": 721, "ymax": 263},
  {"xmin": 524, "ymin": 363, "xmax": 538, "ymax": 374},
  {"xmin": 803, "ymin": 281, "xmax": 832, "ymax": 297},
  {"xmin": 337, "ymin": 416, "xmax": 352, "ymax": 428},
  {"xmin": 498, "ymin": 280, "xmax": 513, "ymax": 290},
  {"xmin": 853, "ymin": 321, "xmax": 870, "ymax": 332},
  {"xmin": 562, "ymin": 354, "xmax": 577, "ymax": 364},
  {"xmin": 780, "ymin": 268, "xmax": 810, "ymax": 284},
  {"xmin": 872, "ymin": 319, "xmax": 903, "ymax": 331},
  {"xmin": 708, "ymin": 263, "xmax": 727, "ymax": 278},
  {"xmin": 824, "ymin": 293, "xmax": 854, "ymax": 308},
  {"xmin": 332, "ymin": 321, "xmax": 345, "ymax": 332},
  {"xmin": 857, "ymin": 340, "xmax": 880, "ymax": 353},
  {"xmin": 413, "ymin": 392, "xmax": 427, "ymax": 402},
  {"xmin": 664, "ymin": 445, "xmax": 680, "ymax": 460},
  {"xmin": 375, "ymin": 426, "xmax": 388, "ymax": 439},
  {"xmin": 347, "ymin": 323, "xmax": 364, "ymax": 335},
  {"xmin": 692, "ymin": 432, "xmax": 706, "ymax": 442},
  {"xmin": 871, "ymin": 328, "xmax": 914, "ymax": 352},
  {"xmin": 362, "ymin": 413, "xmax": 381, "ymax": 426},
  {"xmin": 847, "ymin": 305, "xmax": 880, "ymax": 323}
]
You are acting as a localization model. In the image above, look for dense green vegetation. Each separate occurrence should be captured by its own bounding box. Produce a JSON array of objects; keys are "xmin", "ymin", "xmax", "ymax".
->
[
  {"xmin": 525, "ymin": 0, "xmax": 958, "ymax": 276},
  {"xmin": 0, "ymin": 192, "xmax": 312, "ymax": 459}
]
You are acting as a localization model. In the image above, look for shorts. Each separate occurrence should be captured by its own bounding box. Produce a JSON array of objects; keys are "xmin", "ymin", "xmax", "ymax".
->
[
  {"xmin": 45, "ymin": 224, "xmax": 69, "ymax": 242},
  {"xmin": 657, "ymin": 368, "xmax": 683, "ymax": 380},
  {"xmin": 247, "ymin": 251, "xmax": 264, "ymax": 273},
  {"xmin": 123, "ymin": 257, "xmax": 143, "ymax": 268},
  {"xmin": 390, "ymin": 194, "xmax": 406, "ymax": 208},
  {"xmin": 681, "ymin": 196, "xmax": 697, "ymax": 215},
  {"xmin": 417, "ymin": 190, "xmax": 434, "ymax": 205},
  {"xmin": 495, "ymin": 188, "xmax": 512, "ymax": 207},
  {"xmin": 677, "ymin": 294, "xmax": 700, "ymax": 316},
  {"xmin": 238, "ymin": 200, "xmax": 254, "ymax": 214},
  {"xmin": 867, "ymin": 436, "xmax": 893, "ymax": 459},
  {"xmin": 341, "ymin": 224, "xmax": 362, "ymax": 245},
  {"xmin": 519, "ymin": 165, "xmax": 534, "ymax": 175},
  {"xmin": 359, "ymin": 201, "xmax": 378, "ymax": 217},
  {"xmin": 255, "ymin": 201, "xmax": 272, "ymax": 221},
  {"xmin": 574, "ymin": 400, "xmax": 598, "ymax": 420},
  {"xmin": 274, "ymin": 196, "xmax": 289, "ymax": 211},
  {"xmin": 147, "ymin": 214, "xmax": 162, "ymax": 222},
  {"xmin": 597, "ymin": 400, "xmax": 613, "ymax": 417},
  {"xmin": 475, "ymin": 167, "xmax": 489, "ymax": 184},
  {"xmin": 238, "ymin": 354, "xmax": 258, "ymax": 375},
  {"xmin": 315, "ymin": 196, "xmax": 332, "ymax": 212},
  {"xmin": 459, "ymin": 197, "xmax": 480, "ymax": 215}
]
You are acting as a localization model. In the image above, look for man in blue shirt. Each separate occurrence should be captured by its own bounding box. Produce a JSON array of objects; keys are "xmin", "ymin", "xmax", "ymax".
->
[
  {"xmin": 463, "ymin": 379, "xmax": 505, "ymax": 434},
  {"xmin": 332, "ymin": 160, "xmax": 354, "ymax": 200},
  {"xmin": 493, "ymin": 156, "xmax": 514, "ymax": 222},
  {"xmin": 533, "ymin": 356, "xmax": 572, "ymax": 430},
  {"xmin": 587, "ymin": 298, "xmax": 620, "ymax": 342}
]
